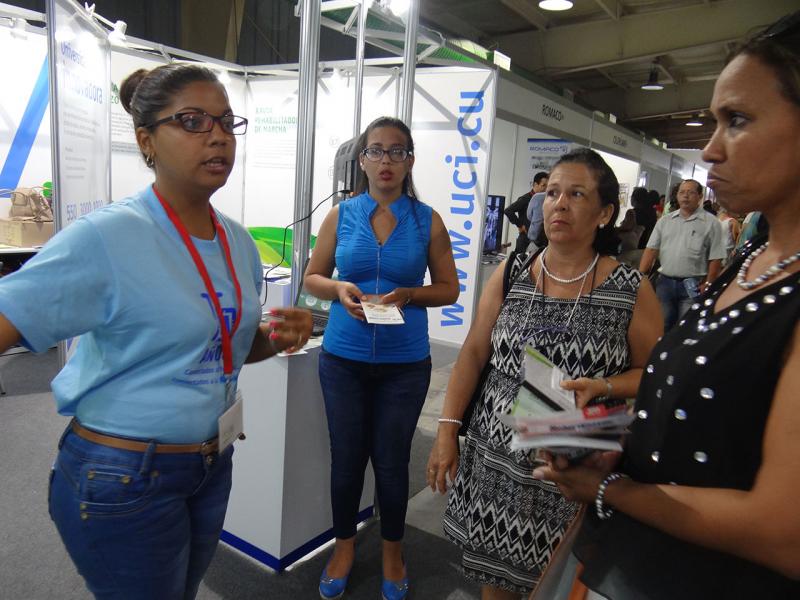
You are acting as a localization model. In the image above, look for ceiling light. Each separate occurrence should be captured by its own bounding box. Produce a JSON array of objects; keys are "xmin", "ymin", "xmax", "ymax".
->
[
  {"xmin": 686, "ymin": 114, "xmax": 703, "ymax": 127},
  {"xmin": 641, "ymin": 66, "xmax": 664, "ymax": 91},
  {"xmin": 538, "ymin": 0, "xmax": 574, "ymax": 11}
]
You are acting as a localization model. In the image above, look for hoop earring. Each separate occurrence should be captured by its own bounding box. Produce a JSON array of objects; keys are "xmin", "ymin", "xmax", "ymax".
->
[{"xmin": 145, "ymin": 154, "xmax": 155, "ymax": 168}]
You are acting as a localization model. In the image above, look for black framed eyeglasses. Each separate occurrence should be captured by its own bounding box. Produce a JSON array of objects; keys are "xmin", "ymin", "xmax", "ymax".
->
[
  {"xmin": 361, "ymin": 147, "xmax": 412, "ymax": 162},
  {"xmin": 144, "ymin": 111, "xmax": 248, "ymax": 135}
]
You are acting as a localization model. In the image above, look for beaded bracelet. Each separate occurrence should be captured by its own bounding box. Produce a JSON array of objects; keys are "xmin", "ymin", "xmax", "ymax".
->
[
  {"xmin": 438, "ymin": 417, "xmax": 463, "ymax": 427},
  {"xmin": 595, "ymin": 472, "xmax": 629, "ymax": 520}
]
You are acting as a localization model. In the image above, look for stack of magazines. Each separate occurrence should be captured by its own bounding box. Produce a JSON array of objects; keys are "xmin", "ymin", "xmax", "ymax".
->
[{"xmin": 497, "ymin": 346, "xmax": 634, "ymax": 456}]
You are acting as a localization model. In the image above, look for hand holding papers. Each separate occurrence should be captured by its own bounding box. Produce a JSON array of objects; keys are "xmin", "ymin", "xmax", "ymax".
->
[
  {"xmin": 361, "ymin": 296, "xmax": 406, "ymax": 325},
  {"xmin": 498, "ymin": 346, "xmax": 633, "ymax": 456}
]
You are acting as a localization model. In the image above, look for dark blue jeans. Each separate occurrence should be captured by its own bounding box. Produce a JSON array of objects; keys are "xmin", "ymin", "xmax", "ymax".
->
[
  {"xmin": 49, "ymin": 425, "xmax": 233, "ymax": 600},
  {"xmin": 655, "ymin": 274, "xmax": 701, "ymax": 330},
  {"xmin": 319, "ymin": 350, "xmax": 431, "ymax": 541}
]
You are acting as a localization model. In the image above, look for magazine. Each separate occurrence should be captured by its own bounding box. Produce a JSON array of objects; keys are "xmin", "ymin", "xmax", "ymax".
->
[{"xmin": 498, "ymin": 345, "xmax": 633, "ymax": 454}]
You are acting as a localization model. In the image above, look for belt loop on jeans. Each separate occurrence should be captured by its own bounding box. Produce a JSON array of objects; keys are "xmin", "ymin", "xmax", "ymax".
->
[{"xmin": 139, "ymin": 441, "xmax": 157, "ymax": 475}]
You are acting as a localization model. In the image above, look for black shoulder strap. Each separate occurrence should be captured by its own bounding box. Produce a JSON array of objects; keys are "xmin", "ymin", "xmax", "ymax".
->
[{"xmin": 502, "ymin": 248, "xmax": 542, "ymax": 299}]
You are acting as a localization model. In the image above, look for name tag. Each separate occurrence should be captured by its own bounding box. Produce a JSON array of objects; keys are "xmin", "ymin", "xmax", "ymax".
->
[{"xmin": 218, "ymin": 390, "xmax": 244, "ymax": 452}]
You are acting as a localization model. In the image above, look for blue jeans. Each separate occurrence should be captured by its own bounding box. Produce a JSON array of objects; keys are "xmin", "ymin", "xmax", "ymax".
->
[
  {"xmin": 655, "ymin": 275, "xmax": 701, "ymax": 330},
  {"xmin": 318, "ymin": 350, "xmax": 431, "ymax": 541},
  {"xmin": 49, "ymin": 425, "xmax": 233, "ymax": 600}
]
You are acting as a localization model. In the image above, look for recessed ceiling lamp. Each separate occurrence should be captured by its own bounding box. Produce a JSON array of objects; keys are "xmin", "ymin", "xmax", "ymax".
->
[
  {"xmin": 641, "ymin": 65, "xmax": 664, "ymax": 91},
  {"xmin": 538, "ymin": 0, "xmax": 574, "ymax": 11},
  {"xmin": 686, "ymin": 113, "xmax": 703, "ymax": 127}
]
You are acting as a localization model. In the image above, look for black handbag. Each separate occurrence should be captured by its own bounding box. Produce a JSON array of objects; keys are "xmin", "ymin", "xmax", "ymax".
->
[{"xmin": 458, "ymin": 249, "xmax": 540, "ymax": 436}]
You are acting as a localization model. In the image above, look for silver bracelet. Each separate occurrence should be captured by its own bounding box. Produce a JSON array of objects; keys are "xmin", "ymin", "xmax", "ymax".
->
[
  {"xmin": 595, "ymin": 472, "xmax": 629, "ymax": 520},
  {"xmin": 438, "ymin": 417, "xmax": 463, "ymax": 427},
  {"xmin": 601, "ymin": 377, "xmax": 613, "ymax": 398}
]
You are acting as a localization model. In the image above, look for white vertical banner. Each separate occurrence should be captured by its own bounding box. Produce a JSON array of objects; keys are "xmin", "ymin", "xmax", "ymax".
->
[
  {"xmin": 410, "ymin": 67, "xmax": 497, "ymax": 345},
  {"xmin": 47, "ymin": 0, "xmax": 111, "ymax": 364},
  {"xmin": 47, "ymin": 0, "xmax": 111, "ymax": 229}
]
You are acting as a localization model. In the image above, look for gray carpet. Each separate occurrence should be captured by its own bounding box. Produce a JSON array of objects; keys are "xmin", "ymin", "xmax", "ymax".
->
[{"xmin": 0, "ymin": 348, "xmax": 479, "ymax": 600}]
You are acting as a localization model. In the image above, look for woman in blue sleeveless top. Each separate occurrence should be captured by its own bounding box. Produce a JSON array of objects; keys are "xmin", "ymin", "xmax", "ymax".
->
[{"xmin": 305, "ymin": 117, "xmax": 459, "ymax": 600}]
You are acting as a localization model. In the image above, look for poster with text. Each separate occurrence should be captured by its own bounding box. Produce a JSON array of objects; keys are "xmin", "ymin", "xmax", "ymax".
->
[{"xmin": 47, "ymin": 0, "xmax": 111, "ymax": 230}]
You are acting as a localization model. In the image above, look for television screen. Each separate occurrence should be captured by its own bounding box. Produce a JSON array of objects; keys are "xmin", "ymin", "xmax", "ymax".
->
[{"xmin": 483, "ymin": 195, "xmax": 505, "ymax": 254}]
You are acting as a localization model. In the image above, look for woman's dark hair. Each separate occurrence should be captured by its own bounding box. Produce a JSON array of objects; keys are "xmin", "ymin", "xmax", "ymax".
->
[
  {"xmin": 120, "ymin": 64, "xmax": 220, "ymax": 168},
  {"xmin": 630, "ymin": 187, "xmax": 648, "ymax": 209},
  {"xmin": 732, "ymin": 10, "xmax": 800, "ymax": 108},
  {"xmin": 353, "ymin": 116, "xmax": 419, "ymax": 198},
  {"xmin": 534, "ymin": 147, "xmax": 621, "ymax": 255}
]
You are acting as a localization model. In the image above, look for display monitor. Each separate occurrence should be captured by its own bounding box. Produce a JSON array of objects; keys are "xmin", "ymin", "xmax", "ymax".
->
[
  {"xmin": 332, "ymin": 136, "xmax": 360, "ymax": 204},
  {"xmin": 483, "ymin": 195, "xmax": 505, "ymax": 255}
]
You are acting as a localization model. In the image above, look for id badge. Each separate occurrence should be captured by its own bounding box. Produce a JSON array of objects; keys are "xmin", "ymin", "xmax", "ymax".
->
[{"xmin": 218, "ymin": 389, "xmax": 244, "ymax": 452}]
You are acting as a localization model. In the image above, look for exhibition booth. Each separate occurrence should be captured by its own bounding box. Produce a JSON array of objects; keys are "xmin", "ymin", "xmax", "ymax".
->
[{"xmin": 0, "ymin": 0, "xmax": 710, "ymax": 572}]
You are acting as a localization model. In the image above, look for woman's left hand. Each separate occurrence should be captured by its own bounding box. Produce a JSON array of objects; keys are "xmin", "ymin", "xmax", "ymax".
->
[
  {"xmin": 560, "ymin": 377, "xmax": 608, "ymax": 408},
  {"xmin": 265, "ymin": 307, "xmax": 313, "ymax": 354},
  {"xmin": 380, "ymin": 287, "xmax": 412, "ymax": 309}
]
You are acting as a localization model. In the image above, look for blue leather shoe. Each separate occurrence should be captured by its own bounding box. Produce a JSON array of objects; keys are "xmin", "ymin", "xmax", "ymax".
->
[
  {"xmin": 381, "ymin": 571, "xmax": 409, "ymax": 600},
  {"xmin": 319, "ymin": 565, "xmax": 349, "ymax": 599}
]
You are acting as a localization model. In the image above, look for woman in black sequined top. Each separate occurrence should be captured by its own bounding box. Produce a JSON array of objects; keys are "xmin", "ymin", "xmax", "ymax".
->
[{"xmin": 533, "ymin": 11, "xmax": 800, "ymax": 600}]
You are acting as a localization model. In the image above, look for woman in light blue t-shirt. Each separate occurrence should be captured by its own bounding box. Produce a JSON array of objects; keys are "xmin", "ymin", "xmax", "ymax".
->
[
  {"xmin": 305, "ymin": 117, "xmax": 459, "ymax": 600},
  {"xmin": 0, "ymin": 64, "xmax": 311, "ymax": 599}
]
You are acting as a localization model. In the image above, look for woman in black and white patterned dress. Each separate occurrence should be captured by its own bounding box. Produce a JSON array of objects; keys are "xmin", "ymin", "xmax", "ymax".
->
[{"xmin": 426, "ymin": 148, "xmax": 662, "ymax": 598}]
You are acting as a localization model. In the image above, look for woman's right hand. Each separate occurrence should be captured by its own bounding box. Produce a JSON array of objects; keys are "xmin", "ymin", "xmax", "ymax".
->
[
  {"xmin": 336, "ymin": 281, "xmax": 366, "ymax": 321},
  {"xmin": 427, "ymin": 428, "xmax": 460, "ymax": 494}
]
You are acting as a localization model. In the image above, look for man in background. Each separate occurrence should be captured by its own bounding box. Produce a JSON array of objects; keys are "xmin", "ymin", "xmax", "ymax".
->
[
  {"xmin": 504, "ymin": 171, "xmax": 548, "ymax": 253},
  {"xmin": 640, "ymin": 179, "xmax": 726, "ymax": 330}
]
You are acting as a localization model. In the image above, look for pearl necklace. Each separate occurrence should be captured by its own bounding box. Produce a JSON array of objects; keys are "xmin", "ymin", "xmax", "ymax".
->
[
  {"xmin": 737, "ymin": 242, "xmax": 800, "ymax": 290},
  {"xmin": 540, "ymin": 248, "xmax": 600, "ymax": 284}
]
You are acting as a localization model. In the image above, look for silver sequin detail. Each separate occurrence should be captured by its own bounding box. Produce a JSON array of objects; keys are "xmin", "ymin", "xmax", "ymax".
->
[
  {"xmin": 683, "ymin": 339, "xmax": 697, "ymax": 346},
  {"xmin": 733, "ymin": 326, "xmax": 744, "ymax": 335},
  {"xmin": 691, "ymin": 303, "xmax": 700, "ymax": 311},
  {"xmin": 637, "ymin": 410, "xmax": 648, "ymax": 420},
  {"xmin": 695, "ymin": 356, "xmax": 708, "ymax": 366},
  {"xmin": 666, "ymin": 375, "xmax": 675, "ymax": 385},
  {"xmin": 656, "ymin": 389, "xmax": 663, "ymax": 399},
  {"xmin": 719, "ymin": 317, "xmax": 728, "ymax": 325},
  {"xmin": 700, "ymin": 388, "xmax": 714, "ymax": 399},
  {"xmin": 659, "ymin": 352, "xmax": 668, "ymax": 360},
  {"xmin": 693, "ymin": 451, "xmax": 708, "ymax": 463},
  {"xmin": 651, "ymin": 451, "xmax": 660, "ymax": 463},
  {"xmin": 674, "ymin": 409, "xmax": 687, "ymax": 420},
  {"xmin": 699, "ymin": 310, "xmax": 707, "ymax": 317},
  {"xmin": 646, "ymin": 364, "xmax": 654, "ymax": 374},
  {"xmin": 710, "ymin": 322, "xmax": 719, "ymax": 330},
  {"xmin": 704, "ymin": 298, "xmax": 713, "ymax": 306},
  {"xmin": 745, "ymin": 302, "xmax": 758, "ymax": 312},
  {"xmin": 678, "ymin": 320, "xmax": 686, "ymax": 327},
  {"xmin": 763, "ymin": 295, "xmax": 776, "ymax": 304},
  {"xmin": 780, "ymin": 286, "xmax": 793, "ymax": 295},
  {"xmin": 729, "ymin": 309, "xmax": 740, "ymax": 318}
]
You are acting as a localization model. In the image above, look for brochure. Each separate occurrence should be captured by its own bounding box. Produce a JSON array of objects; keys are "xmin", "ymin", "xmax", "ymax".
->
[
  {"xmin": 361, "ymin": 301, "xmax": 405, "ymax": 325},
  {"xmin": 499, "ymin": 345, "xmax": 633, "ymax": 454}
]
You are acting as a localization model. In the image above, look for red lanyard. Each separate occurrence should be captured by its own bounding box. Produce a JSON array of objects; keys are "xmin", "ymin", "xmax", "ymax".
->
[{"xmin": 153, "ymin": 186, "xmax": 242, "ymax": 378}]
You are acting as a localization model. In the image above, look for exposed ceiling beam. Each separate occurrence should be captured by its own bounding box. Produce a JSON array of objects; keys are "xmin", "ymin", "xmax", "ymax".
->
[
  {"xmin": 593, "ymin": 0, "xmax": 621, "ymax": 20},
  {"xmin": 420, "ymin": 7, "xmax": 488, "ymax": 42},
  {"xmin": 499, "ymin": 0, "xmax": 549, "ymax": 31},
  {"xmin": 597, "ymin": 68, "xmax": 627, "ymax": 89},
  {"xmin": 578, "ymin": 78, "xmax": 715, "ymax": 120},
  {"xmin": 496, "ymin": 0, "xmax": 797, "ymax": 75}
]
